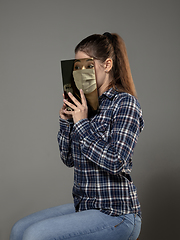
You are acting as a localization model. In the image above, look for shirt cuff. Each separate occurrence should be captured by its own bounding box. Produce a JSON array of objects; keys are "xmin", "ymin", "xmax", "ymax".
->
[{"xmin": 59, "ymin": 117, "xmax": 74, "ymax": 136}]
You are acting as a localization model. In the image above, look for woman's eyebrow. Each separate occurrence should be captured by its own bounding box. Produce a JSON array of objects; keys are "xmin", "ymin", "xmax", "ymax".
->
[
  {"xmin": 74, "ymin": 59, "xmax": 81, "ymax": 63},
  {"xmin": 86, "ymin": 58, "xmax": 93, "ymax": 62}
]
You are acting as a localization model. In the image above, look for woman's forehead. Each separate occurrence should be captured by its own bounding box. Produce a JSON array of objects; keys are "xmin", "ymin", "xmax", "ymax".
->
[
  {"xmin": 75, "ymin": 51, "xmax": 91, "ymax": 59},
  {"xmin": 74, "ymin": 58, "xmax": 93, "ymax": 64}
]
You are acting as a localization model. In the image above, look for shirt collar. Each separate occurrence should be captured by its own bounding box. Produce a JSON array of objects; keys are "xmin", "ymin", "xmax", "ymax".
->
[{"xmin": 99, "ymin": 87, "xmax": 118, "ymax": 100}]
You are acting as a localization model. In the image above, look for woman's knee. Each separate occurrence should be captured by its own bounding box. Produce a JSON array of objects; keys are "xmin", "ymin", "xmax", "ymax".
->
[
  {"xmin": 22, "ymin": 222, "xmax": 52, "ymax": 240},
  {"xmin": 22, "ymin": 225, "xmax": 39, "ymax": 240},
  {"xmin": 10, "ymin": 219, "xmax": 25, "ymax": 240}
]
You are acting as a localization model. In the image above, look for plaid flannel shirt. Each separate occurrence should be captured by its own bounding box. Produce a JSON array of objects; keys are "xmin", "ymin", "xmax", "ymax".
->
[{"xmin": 57, "ymin": 88, "xmax": 144, "ymax": 217}]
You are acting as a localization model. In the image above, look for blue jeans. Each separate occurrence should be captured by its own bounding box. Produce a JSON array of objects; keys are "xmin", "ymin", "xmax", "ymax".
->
[{"xmin": 10, "ymin": 203, "xmax": 141, "ymax": 240}]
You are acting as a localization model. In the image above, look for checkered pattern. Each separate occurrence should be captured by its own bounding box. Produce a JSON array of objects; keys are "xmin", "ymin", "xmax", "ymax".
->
[{"xmin": 57, "ymin": 88, "xmax": 144, "ymax": 217}]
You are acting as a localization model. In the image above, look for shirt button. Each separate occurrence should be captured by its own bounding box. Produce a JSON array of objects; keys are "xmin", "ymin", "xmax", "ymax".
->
[{"xmin": 78, "ymin": 183, "xmax": 81, "ymax": 186}]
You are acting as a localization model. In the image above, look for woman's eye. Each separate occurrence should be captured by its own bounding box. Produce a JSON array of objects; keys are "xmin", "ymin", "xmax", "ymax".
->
[
  {"xmin": 87, "ymin": 64, "xmax": 94, "ymax": 69},
  {"xmin": 74, "ymin": 66, "xmax": 80, "ymax": 70}
]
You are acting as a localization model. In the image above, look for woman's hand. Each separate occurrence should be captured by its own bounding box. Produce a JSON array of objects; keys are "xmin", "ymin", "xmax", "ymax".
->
[
  {"xmin": 59, "ymin": 93, "xmax": 73, "ymax": 120},
  {"xmin": 63, "ymin": 89, "xmax": 88, "ymax": 124}
]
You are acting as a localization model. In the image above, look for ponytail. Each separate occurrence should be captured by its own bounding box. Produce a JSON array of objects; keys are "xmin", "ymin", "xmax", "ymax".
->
[{"xmin": 110, "ymin": 33, "xmax": 137, "ymax": 98}]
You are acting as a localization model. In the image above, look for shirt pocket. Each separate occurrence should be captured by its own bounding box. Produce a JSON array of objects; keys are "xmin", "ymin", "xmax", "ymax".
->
[
  {"xmin": 92, "ymin": 121, "xmax": 110, "ymax": 141},
  {"xmin": 96, "ymin": 123, "xmax": 108, "ymax": 133}
]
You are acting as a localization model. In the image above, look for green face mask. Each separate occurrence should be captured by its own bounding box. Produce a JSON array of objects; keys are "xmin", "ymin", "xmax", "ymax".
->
[{"xmin": 73, "ymin": 68, "xmax": 97, "ymax": 94}]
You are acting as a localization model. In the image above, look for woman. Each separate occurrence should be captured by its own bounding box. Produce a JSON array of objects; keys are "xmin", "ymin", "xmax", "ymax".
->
[{"xmin": 10, "ymin": 32, "xmax": 144, "ymax": 240}]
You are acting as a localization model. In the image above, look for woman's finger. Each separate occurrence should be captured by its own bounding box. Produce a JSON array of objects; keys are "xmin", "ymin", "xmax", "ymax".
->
[
  {"xmin": 80, "ymin": 89, "xmax": 87, "ymax": 106},
  {"xmin": 63, "ymin": 99, "xmax": 77, "ymax": 110},
  {"xmin": 63, "ymin": 109, "xmax": 73, "ymax": 115},
  {"xmin": 68, "ymin": 92, "xmax": 83, "ymax": 109},
  {"xmin": 62, "ymin": 103, "xmax": 67, "ymax": 109}
]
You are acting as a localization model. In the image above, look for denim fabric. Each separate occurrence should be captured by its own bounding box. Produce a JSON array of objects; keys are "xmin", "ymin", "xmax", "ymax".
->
[{"xmin": 10, "ymin": 203, "xmax": 141, "ymax": 240}]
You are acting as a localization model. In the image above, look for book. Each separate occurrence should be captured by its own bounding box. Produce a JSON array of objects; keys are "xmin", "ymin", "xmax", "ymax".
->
[{"xmin": 60, "ymin": 58, "xmax": 99, "ymax": 115}]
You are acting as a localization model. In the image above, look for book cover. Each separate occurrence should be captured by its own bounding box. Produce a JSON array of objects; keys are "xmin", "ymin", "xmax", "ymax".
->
[{"xmin": 60, "ymin": 58, "xmax": 99, "ymax": 115}]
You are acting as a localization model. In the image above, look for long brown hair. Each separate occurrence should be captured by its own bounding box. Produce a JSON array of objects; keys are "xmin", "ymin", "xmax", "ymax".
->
[{"xmin": 75, "ymin": 33, "xmax": 137, "ymax": 98}]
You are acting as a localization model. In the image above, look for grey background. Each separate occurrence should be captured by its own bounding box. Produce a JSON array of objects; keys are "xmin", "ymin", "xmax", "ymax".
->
[{"xmin": 0, "ymin": 0, "xmax": 180, "ymax": 239}]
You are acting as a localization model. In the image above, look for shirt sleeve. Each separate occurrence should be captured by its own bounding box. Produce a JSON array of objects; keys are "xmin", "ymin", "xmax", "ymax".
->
[
  {"xmin": 57, "ymin": 117, "xmax": 74, "ymax": 167},
  {"xmin": 72, "ymin": 95, "xmax": 144, "ymax": 175}
]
